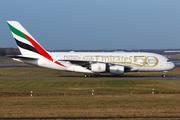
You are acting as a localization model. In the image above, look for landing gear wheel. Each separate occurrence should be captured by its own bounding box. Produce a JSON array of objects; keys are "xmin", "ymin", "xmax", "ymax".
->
[
  {"xmin": 162, "ymin": 74, "xmax": 166, "ymax": 78},
  {"xmin": 162, "ymin": 71, "xmax": 167, "ymax": 78},
  {"xmin": 98, "ymin": 74, "xmax": 101, "ymax": 77},
  {"xmin": 88, "ymin": 74, "xmax": 92, "ymax": 77},
  {"xmin": 92, "ymin": 74, "xmax": 96, "ymax": 77},
  {"xmin": 84, "ymin": 74, "xmax": 88, "ymax": 78}
]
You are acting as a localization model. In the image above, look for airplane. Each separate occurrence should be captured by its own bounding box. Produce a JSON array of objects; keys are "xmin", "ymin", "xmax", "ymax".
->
[{"xmin": 7, "ymin": 21, "xmax": 175, "ymax": 78}]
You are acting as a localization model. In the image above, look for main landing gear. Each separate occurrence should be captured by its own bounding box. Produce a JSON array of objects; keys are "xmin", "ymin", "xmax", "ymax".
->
[
  {"xmin": 84, "ymin": 74, "xmax": 101, "ymax": 78},
  {"xmin": 162, "ymin": 71, "xmax": 167, "ymax": 78}
]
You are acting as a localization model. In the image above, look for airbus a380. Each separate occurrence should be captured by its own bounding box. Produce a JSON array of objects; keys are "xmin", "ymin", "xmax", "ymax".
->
[{"xmin": 7, "ymin": 21, "xmax": 175, "ymax": 77}]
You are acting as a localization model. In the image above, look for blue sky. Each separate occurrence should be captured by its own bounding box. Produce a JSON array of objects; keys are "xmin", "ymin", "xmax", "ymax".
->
[{"xmin": 1, "ymin": 0, "xmax": 180, "ymax": 50}]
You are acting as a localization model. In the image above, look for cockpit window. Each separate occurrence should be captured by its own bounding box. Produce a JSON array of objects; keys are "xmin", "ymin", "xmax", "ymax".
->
[{"xmin": 167, "ymin": 60, "xmax": 170, "ymax": 62}]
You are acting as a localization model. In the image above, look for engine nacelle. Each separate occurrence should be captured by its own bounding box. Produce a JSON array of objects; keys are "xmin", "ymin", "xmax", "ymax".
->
[
  {"xmin": 91, "ymin": 63, "xmax": 106, "ymax": 73},
  {"xmin": 109, "ymin": 66, "xmax": 124, "ymax": 75}
]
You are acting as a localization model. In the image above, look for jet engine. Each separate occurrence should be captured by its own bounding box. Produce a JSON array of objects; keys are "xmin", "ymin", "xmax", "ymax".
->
[
  {"xmin": 91, "ymin": 63, "xmax": 106, "ymax": 73},
  {"xmin": 109, "ymin": 66, "xmax": 124, "ymax": 75}
]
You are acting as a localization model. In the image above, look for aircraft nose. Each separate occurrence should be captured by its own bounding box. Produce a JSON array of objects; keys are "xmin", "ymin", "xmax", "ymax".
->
[{"xmin": 169, "ymin": 61, "xmax": 175, "ymax": 70}]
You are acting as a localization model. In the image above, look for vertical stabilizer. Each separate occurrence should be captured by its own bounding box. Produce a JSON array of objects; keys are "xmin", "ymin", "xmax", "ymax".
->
[
  {"xmin": 7, "ymin": 21, "xmax": 52, "ymax": 61},
  {"xmin": 7, "ymin": 21, "xmax": 66, "ymax": 67}
]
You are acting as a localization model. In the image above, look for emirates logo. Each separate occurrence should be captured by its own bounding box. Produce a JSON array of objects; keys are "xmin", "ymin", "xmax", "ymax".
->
[
  {"xmin": 98, "ymin": 66, "xmax": 101, "ymax": 70},
  {"xmin": 116, "ymin": 68, "xmax": 120, "ymax": 73}
]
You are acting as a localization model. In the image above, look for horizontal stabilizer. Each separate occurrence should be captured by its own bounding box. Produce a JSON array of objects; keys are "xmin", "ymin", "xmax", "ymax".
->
[{"xmin": 7, "ymin": 55, "xmax": 38, "ymax": 60}]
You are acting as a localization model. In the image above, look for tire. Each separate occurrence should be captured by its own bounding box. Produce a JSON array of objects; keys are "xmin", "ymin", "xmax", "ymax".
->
[
  {"xmin": 84, "ymin": 74, "xmax": 87, "ymax": 78},
  {"xmin": 98, "ymin": 74, "xmax": 101, "ymax": 77},
  {"xmin": 162, "ymin": 74, "xmax": 166, "ymax": 78},
  {"xmin": 88, "ymin": 74, "xmax": 92, "ymax": 77}
]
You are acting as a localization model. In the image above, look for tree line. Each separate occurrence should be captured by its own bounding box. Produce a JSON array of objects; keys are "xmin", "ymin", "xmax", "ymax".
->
[{"xmin": 0, "ymin": 48, "xmax": 20, "ymax": 56}]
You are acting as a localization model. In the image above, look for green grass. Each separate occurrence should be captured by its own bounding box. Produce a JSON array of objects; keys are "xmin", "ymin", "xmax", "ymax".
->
[
  {"xmin": 0, "ymin": 66, "xmax": 180, "ymax": 95},
  {"xmin": 0, "ymin": 66, "xmax": 180, "ymax": 118},
  {"xmin": 0, "ymin": 66, "xmax": 180, "ymax": 77},
  {"xmin": 0, "ymin": 77, "xmax": 180, "ymax": 95},
  {"xmin": 0, "ymin": 67, "xmax": 84, "ymax": 76},
  {"xmin": 0, "ymin": 58, "xmax": 20, "ymax": 65},
  {"xmin": 1, "ymin": 94, "xmax": 180, "ymax": 118}
]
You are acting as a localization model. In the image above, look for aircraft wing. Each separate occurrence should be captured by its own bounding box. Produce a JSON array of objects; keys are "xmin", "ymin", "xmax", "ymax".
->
[
  {"xmin": 58, "ymin": 59, "xmax": 135, "ymax": 72},
  {"xmin": 58, "ymin": 60, "xmax": 95, "ymax": 67}
]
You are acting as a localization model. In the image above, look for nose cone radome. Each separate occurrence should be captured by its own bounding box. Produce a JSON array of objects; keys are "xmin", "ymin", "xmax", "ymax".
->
[{"xmin": 169, "ymin": 62, "xmax": 175, "ymax": 70}]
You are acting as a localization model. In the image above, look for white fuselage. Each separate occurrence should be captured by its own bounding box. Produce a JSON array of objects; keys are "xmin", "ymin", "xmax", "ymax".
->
[{"xmin": 21, "ymin": 51, "xmax": 175, "ymax": 74}]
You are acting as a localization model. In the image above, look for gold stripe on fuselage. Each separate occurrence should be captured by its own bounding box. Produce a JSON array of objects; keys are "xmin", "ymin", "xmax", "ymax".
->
[{"xmin": 63, "ymin": 55, "xmax": 159, "ymax": 67}]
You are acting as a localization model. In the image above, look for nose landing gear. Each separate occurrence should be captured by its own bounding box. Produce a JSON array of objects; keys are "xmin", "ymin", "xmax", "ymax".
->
[
  {"xmin": 162, "ymin": 71, "xmax": 167, "ymax": 78},
  {"xmin": 162, "ymin": 74, "xmax": 166, "ymax": 78}
]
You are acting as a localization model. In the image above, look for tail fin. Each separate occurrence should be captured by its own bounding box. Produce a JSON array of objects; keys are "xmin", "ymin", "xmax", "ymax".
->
[{"xmin": 7, "ymin": 21, "xmax": 53, "ymax": 61}]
